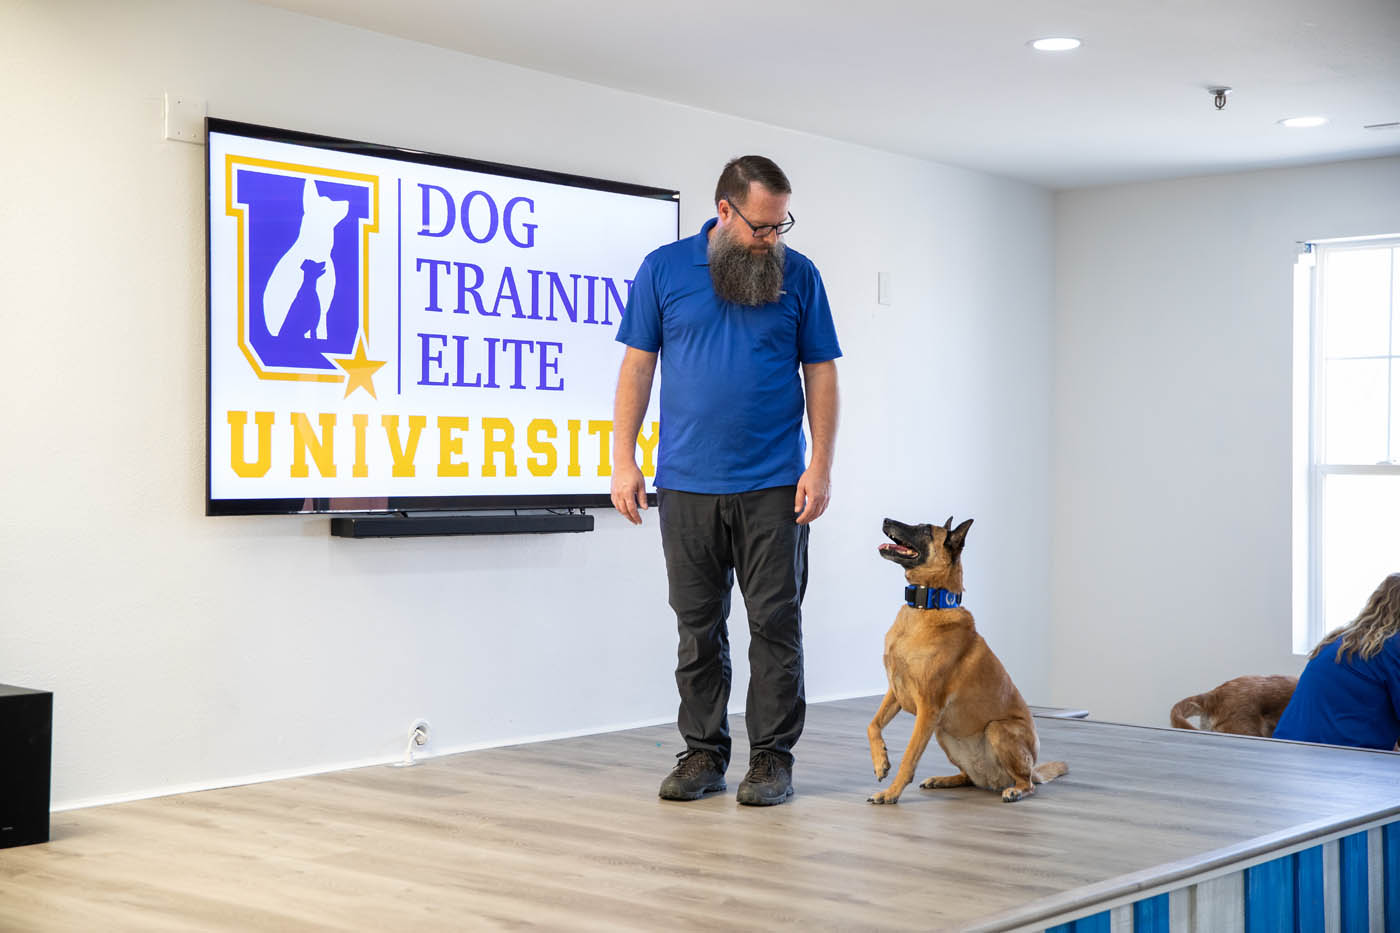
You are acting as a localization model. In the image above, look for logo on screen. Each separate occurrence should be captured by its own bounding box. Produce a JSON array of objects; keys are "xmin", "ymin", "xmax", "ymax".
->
[{"xmin": 226, "ymin": 158, "xmax": 380, "ymax": 389}]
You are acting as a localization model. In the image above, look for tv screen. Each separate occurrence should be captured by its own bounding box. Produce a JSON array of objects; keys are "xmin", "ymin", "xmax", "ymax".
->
[{"xmin": 206, "ymin": 119, "xmax": 678, "ymax": 516}]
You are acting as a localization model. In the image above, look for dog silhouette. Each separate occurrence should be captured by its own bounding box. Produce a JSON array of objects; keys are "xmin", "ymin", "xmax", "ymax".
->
[
  {"xmin": 277, "ymin": 259, "xmax": 329, "ymax": 342},
  {"xmin": 262, "ymin": 179, "xmax": 349, "ymax": 340}
]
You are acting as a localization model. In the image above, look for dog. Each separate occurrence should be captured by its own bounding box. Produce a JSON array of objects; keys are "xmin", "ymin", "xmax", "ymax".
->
[
  {"xmin": 867, "ymin": 517, "xmax": 1067, "ymax": 804},
  {"xmin": 1169, "ymin": 675, "xmax": 1297, "ymax": 737},
  {"xmin": 263, "ymin": 178, "xmax": 350, "ymax": 340}
]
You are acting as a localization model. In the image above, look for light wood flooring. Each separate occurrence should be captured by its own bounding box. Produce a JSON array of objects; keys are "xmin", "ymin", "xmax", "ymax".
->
[{"xmin": 2, "ymin": 697, "xmax": 1398, "ymax": 932}]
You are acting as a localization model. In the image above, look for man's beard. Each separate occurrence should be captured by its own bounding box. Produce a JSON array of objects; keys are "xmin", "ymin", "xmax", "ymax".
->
[{"xmin": 708, "ymin": 226, "xmax": 786, "ymax": 307}]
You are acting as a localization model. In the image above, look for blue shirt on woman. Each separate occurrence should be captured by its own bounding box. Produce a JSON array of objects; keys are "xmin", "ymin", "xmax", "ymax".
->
[{"xmin": 1273, "ymin": 636, "xmax": 1400, "ymax": 750}]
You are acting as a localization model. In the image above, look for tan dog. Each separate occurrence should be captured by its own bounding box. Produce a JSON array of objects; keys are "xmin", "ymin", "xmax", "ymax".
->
[
  {"xmin": 867, "ymin": 517, "xmax": 1067, "ymax": 804},
  {"xmin": 1169, "ymin": 675, "xmax": 1298, "ymax": 737}
]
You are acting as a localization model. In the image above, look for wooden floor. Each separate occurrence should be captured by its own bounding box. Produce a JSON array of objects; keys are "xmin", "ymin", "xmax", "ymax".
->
[{"xmin": 3, "ymin": 697, "xmax": 1399, "ymax": 932}]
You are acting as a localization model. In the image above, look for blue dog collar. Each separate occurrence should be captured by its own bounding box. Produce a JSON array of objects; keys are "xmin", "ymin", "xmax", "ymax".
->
[{"xmin": 904, "ymin": 585, "xmax": 961, "ymax": 610}]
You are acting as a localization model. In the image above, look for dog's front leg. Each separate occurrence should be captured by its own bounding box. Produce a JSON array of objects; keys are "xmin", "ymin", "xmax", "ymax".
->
[
  {"xmin": 869, "ymin": 706, "xmax": 936, "ymax": 805},
  {"xmin": 314, "ymin": 263, "xmax": 335, "ymax": 341},
  {"xmin": 867, "ymin": 690, "xmax": 901, "ymax": 780}
]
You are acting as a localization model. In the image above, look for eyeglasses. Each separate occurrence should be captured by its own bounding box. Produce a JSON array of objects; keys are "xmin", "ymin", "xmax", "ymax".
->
[{"xmin": 727, "ymin": 201, "xmax": 795, "ymax": 237}]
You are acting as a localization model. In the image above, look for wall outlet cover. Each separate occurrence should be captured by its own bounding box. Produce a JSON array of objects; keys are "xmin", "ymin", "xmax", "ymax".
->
[{"xmin": 164, "ymin": 93, "xmax": 206, "ymax": 144}]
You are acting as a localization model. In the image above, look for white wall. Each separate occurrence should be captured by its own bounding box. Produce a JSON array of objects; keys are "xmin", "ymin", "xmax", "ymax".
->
[
  {"xmin": 0, "ymin": 0, "xmax": 1053, "ymax": 808},
  {"xmin": 1050, "ymin": 156, "xmax": 1400, "ymax": 727}
]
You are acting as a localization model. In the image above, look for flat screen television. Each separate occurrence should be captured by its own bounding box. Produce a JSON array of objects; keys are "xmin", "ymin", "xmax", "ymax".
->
[{"xmin": 206, "ymin": 119, "xmax": 678, "ymax": 519}]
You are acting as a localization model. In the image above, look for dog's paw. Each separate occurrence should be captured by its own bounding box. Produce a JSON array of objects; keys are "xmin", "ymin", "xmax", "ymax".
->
[
  {"xmin": 873, "ymin": 760, "xmax": 889, "ymax": 781},
  {"xmin": 1001, "ymin": 786, "xmax": 1029, "ymax": 803},
  {"xmin": 867, "ymin": 789, "xmax": 900, "ymax": 805}
]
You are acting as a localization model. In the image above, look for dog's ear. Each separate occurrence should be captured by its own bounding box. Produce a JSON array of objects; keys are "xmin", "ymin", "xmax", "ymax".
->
[
  {"xmin": 945, "ymin": 518, "xmax": 973, "ymax": 555},
  {"xmin": 943, "ymin": 516, "xmax": 954, "ymax": 531}
]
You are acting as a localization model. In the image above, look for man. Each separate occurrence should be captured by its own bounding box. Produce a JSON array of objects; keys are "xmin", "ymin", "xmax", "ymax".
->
[{"xmin": 611, "ymin": 155, "xmax": 841, "ymax": 806}]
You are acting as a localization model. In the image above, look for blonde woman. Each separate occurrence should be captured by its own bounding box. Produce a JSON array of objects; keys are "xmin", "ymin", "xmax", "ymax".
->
[{"xmin": 1274, "ymin": 574, "xmax": 1400, "ymax": 750}]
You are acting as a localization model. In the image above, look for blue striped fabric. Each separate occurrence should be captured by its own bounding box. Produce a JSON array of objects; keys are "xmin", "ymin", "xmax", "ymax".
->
[
  {"xmin": 1340, "ymin": 831, "xmax": 1369, "ymax": 933},
  {"xmin": 1074, "ymin": 912, "xmax": 1110, "ymax": 932},
  {"xmin": 1246, "ymin": 855, "xmax": 1295, "ymax": 932},
  {"xmin": 1294, "ymin": 844, "xmax": 1325, "ymax": 933},
  {"xmin": 1041, "ymin": 820, "xmax": 1400, "ymax": 933},
  {"xmin": 1133, "ymin": 892, "xmax": 1170, "ymax": 932}
]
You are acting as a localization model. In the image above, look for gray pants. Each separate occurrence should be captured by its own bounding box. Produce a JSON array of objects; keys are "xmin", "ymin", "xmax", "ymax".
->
[{"xmin": 657, "ymin": 485, "xmax": 809, "ymax": 769}]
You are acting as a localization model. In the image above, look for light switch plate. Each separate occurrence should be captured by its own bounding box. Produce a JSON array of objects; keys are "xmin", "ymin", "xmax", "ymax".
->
[{"xmin": 164, "ymin": 93, "xmax": 206, "ymax": 144}]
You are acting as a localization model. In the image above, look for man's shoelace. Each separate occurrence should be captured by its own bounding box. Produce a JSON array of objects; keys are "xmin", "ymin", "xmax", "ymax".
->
[
  {"xmin": 747, "ymin": 751, "xmax": 782, "ymax": 782},
  {"xmin": 675, "ymin": 750, "xmax": 716, "ymax": 776}
]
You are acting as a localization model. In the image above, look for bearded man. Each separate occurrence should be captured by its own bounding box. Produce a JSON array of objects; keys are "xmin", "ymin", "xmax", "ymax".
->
[{"xmin": 611, "ymin": 155, "xmax": 842, "ymax": 806}]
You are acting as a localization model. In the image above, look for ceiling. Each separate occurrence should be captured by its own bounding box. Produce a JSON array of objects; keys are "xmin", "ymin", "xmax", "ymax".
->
[{"xmin": 255, "ymin": 0, "xmax": 1400, "ymax": 189}]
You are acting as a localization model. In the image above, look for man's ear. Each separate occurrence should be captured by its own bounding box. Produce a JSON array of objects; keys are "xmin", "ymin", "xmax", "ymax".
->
[{"xmin": 946, "ymin": 518, "xmax": 973, "ymax": 555}]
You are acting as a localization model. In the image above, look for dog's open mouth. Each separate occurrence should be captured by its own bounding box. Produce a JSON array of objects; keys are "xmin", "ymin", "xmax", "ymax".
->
[{"xmin": 880, "ymin": 519, "xmax": 930, "ymax": 566}]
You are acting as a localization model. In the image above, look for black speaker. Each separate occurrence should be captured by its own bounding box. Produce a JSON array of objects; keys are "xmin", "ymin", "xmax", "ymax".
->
[{"xmin": 0, "ymin": 684, "xmax": 52, "ymax": 848}]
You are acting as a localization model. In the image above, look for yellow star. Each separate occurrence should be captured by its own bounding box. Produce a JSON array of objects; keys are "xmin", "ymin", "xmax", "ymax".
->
[{"xmin": 330, "ymin": 337, "xmax": 387, "ymax": 399}]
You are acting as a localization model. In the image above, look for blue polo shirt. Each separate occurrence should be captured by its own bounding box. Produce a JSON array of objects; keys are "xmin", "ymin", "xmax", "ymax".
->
[
  {"xmin": 1273, "ymin": 636, "xmax": 1400, "ymax": 750},
  {"xmin": 616, "ymin": 218, "xmax": 842, "ymax": 494}
]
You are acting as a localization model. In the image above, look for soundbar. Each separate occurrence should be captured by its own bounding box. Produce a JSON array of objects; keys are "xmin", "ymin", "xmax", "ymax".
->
[{"xmin": 330, "ymin": 512, "xmax": 594, "ymax": 538}]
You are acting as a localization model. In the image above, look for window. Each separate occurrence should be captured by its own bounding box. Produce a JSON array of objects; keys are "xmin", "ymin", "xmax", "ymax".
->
[{"xmin": 1294, "ymin": 235, "xmax": 1400, "ymax": 653}]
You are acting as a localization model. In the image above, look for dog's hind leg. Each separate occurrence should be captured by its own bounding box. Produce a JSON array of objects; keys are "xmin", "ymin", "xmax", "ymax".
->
[
  {"xmin": 867, "ymin": 690, "xmax": 901, "ymax": 781},
  {"xmin": 868, "ymin": 704, "xmax": 936, "ymax": 805},
  {"xmin": 985, "ymin": 719, "xmax": 1038, "ymax": 802}
]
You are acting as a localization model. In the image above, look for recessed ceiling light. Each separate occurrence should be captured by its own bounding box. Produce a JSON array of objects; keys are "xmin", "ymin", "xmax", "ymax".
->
[
  {"xmin": 1278, "ymin": 116, "xmax": 1329, "ymax": 128},
  {"xmin": 1029, "ymin": 37, "xmax": 1081, "ymax": 52}
]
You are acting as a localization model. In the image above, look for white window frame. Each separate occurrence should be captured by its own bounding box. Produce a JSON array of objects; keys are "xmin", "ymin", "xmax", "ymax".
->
[{"xmin": 1292, "ymin": 233, "xmax": 1400, "ymax": 654}]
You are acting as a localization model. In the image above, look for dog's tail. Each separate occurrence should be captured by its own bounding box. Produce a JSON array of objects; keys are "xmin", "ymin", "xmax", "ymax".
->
[
  {"xmin": 1170, "ymin": 696, "xmax": 1204, "ymax": 730},
  {"xmin": 1032, "ymin": 761, "xmax": 1068, "ymax": 784}
]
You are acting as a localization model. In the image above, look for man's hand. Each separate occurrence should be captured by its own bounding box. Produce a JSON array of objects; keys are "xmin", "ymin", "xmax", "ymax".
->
[
  {"xmin": 610, "ymin": 347, "xmax": 658, "ymax": 525},
  {"xmin": 794, "ymin": 464, "xmax": 831, "ymax": 525},
  {"xmin": 612, "ymin": 460, "xmax": 649, "ymax": 525}
]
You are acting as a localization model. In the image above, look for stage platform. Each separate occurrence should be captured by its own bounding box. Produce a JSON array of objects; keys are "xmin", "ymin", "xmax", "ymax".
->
[{"xmin": 2, "ymin": 696, "xmax": 1397, "ymax": 931}]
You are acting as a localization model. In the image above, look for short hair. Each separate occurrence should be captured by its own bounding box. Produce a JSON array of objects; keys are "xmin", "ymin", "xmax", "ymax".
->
[{"xmin": 714, "ymin": 155, "xmax": 791, "ymax": 207}]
